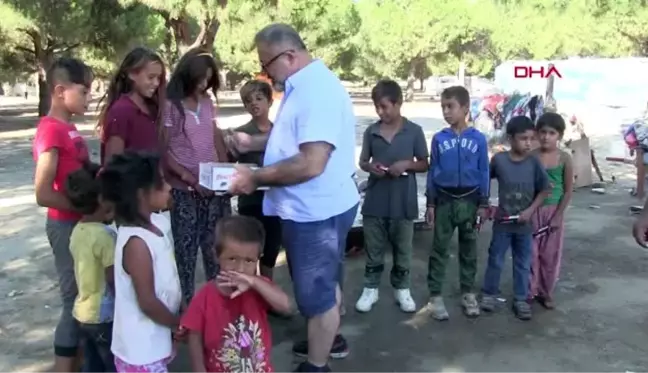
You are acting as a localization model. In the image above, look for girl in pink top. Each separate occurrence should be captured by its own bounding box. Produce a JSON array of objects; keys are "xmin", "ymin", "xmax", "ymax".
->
[{"xmin": 164, "ymin": 49, "xmax": 230, "ymax": 304}]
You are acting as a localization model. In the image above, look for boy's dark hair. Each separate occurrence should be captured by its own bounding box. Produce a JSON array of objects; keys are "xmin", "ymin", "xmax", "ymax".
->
[
  {"xmin": 97, "ymin": 47, "xmax": 166, "ymax": 140},
  {"xmin": 240, "ymin": 80, "xmax": 273, "ymax": 103},
  {"xmin": 441, "ymin": 86, "xmax": 470, "ymax": 107},
  {"xmin": 99, "ymin": 151, "xmax": 164, "ymax": 226},
  {"xmin": 371, "ymin": 79, "xmax": 403, "ymax": 105},
  {"xmin": 506, "ymin": 116, "xmax": 535, "ymax": 136},
  {"xmin": 536, "ymin": 112, "xmax": 566, "ymax": 135},
  {"xmin": 65, "ymin": 162, "xmax": 101, "ymax": 215},
  {"xmin": 167, "ymin": 48, "xmax": 221, "ymax": 134},
  {"xmin": 214, "ymin": 215, "xmax": 265, "ymax": 256},
  {"xmin": 46, "ymin": 57, "xmax": 93, "ymax": 93}
]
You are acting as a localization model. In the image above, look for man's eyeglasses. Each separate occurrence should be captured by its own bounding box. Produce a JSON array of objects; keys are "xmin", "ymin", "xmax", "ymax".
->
[{"xmin": 261, "ymin": 50, "xmax": 293, "ymax": 71}]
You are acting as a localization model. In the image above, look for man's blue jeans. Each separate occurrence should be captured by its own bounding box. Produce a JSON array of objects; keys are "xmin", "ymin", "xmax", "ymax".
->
[{"xmin": 482, "ymin": 229, "xmax": 533, "ymax": 301}]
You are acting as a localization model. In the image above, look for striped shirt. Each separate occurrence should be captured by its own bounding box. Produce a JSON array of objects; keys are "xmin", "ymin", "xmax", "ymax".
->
[{"xmin": 164, "ymin": 97, "xmax": 218, "ymax": 188}]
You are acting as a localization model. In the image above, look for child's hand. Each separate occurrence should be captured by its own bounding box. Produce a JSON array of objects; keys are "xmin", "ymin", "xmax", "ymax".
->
[
  {"xmin": 518, "ymin": 208, "xmax": 533, "ymax": 223},
  {"xmin": 368, "ymin": 162, "xmax": 387, "ymax": 177},
  {"xmin": 173, "ymin": 326, "xmax": 188, "ymax": 343},
  {"xmin": 217, "ymin": 271, "xmax": 254, "ymax": 298},
  {"xmin": 477, "ymin": 207, "xmax": 489, "ymax": 221},
  {"xmin": 425, "ymin": 207, "xmax": 435, "ymax": 226},
  {"xmin": 388, "ymin": 160, "xmax": 409, "ymax": 177}
]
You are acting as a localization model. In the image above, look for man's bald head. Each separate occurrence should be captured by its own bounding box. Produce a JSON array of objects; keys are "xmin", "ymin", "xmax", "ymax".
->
[
  {"xmin": 254, "ymin": 23, "xmax": 307, "ymax": 51},
  {"xmin": 255, "ymin": 23, "xmax": 311, "ymax": 87}
]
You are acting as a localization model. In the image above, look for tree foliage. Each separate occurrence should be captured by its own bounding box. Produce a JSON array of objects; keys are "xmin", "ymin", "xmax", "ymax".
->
[{"xmin": 2, "ymin": 0, "xmax": 648, "ymax": 113}]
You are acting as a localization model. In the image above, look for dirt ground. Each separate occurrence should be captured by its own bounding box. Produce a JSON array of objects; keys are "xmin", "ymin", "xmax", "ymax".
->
[{"xmin": 1, "ymin": 95, "xmax": 647, "ymax": 372}]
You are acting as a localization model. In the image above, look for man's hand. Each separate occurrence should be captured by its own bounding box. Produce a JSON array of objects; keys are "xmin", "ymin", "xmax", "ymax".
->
[
  {"xmin": 228, "ymin": 165, "xmax": 257, "ymax": 195},
  {"xmin": 367, "ymin": 162, "xmax": 387, "ymax": 177},
  {"xmin": 217, "ymin": 271, "xmax": 256, "ymax": 298},
  {"xmin": 425, "ymin": 206, "xmax": 435, "ymax": 226},
  {"xmin": 633, "ymin": 215, "xmax": 648, "ymax": 248},
  {"xmin": 388, "ymin": 160, "xmax": 409, "ymax": 177}
]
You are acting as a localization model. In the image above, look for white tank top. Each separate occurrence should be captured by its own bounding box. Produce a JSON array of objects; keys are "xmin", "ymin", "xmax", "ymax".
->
[{"xmin": 111, "ymin": 213, "xmax": 182, "ymax": 365}]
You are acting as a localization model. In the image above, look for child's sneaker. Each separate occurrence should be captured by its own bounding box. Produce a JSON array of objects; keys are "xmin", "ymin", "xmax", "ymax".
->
[
  {"xmin": 461, "ymin": 293, "xmax": 480, "ymax": 317},
  {"xmin": 294, "ymin": 361, "xmax": 332, "ymax": 372},
  {"xmin": 292, "ymin": 334, "xmax": 349, "ymax": 359},
  {"xmin": 394, "ymin": 289, "xmax": 416, "ymax": 312},
  {"xmin": 480, "ymin": 295, "xmax": 497, "ymax": 312},
  {"xmin": 512, "ymin": 300, "xmax": 532, "ymax": 320},
  {"xmin": 426, "ymin": 296, "xmax": 449, "ymax": 320},
  {"xmin": 355, "ymin": 288, "xmax": 379, "ymax": 313}
]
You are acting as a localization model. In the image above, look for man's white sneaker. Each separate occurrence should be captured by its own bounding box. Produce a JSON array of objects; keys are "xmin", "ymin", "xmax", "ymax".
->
[
  {"xmin": 461, "ymin": 293, "xmax": 480, "ymax": 318},
  {"xmin": 355, "ymin": 288, "xmax": 379, "ymax": 313},
  {"xmin": 394, "ymin": 288, "xmax": 417, "ymax": 313}
]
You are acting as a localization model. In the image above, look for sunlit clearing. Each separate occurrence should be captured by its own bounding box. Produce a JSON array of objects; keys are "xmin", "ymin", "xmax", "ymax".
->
[{"xmin": 440, "ymin": 365, "xmax": 465, "ymax": 373}]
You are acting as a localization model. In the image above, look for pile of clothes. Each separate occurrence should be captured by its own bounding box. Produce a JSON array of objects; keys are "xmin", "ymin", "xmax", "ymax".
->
[
  {"xmin": 470, "ymin": 92, "xmax": 545, "ymax": 147},
  {"xmin": 623, "ymin": 119, "xmax": 648, "ymax": 153}
]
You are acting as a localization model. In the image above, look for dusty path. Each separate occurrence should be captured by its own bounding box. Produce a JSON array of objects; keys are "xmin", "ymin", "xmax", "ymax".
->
[{"xmin": 1, "ymin": 97, "xmax": 647, "ymax": 372}]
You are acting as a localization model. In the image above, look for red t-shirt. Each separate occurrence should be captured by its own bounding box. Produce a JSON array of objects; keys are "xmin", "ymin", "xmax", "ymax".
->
[
  {"xmin": 32, "ymin": 116, "xmax": 90, "ymax": 221},
  {"xmin": 100, "ymin": 95, "xmax": 161, "ymax": 164},
  {"xmin": 181, "ymin": 281, "xmax": 274, "ymax": 373}
]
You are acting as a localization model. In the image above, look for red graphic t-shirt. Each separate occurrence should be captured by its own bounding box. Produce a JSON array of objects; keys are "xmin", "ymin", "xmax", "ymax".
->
[
  {"xmin": 33, "ymin": 116, "xmax": 90, "ymax": 221},
  {"xmin": 181, "ymin": 281, "xmax": 274, "ymax": 373}
]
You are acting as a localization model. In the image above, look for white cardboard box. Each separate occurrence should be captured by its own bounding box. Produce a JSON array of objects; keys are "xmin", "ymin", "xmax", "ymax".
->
[{"xmin": 199, "ymin": 162, "xmax": 268, "ymax": 192}]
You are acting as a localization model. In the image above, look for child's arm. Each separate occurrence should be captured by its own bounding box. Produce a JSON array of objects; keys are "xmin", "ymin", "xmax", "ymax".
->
[
  {"xmin": 408, "ymin": 125, "xmax": 430, "ymax": 173},
  {"xmin": 637, "ymin": 148, "xmax": 646, "ymax": 198},
  {"xmin": 425, "ymin": 135, "xmax": 439, "ymax": 207},
  {"xmin": 97, "ymin": 230, "xmax": 116, "ymax": 293},
  {"xmin": 34, "ymin": 149, "xmax": 74, "ymax": 210},
  {"xmin": 187, "ymin": 332, "xmax": 207, "ymax": 372},
  {"xmin": 358, "ymin": 126, "xmax": 373, "ymax": 172},
  {"xmin": 213, "ymin": 125, "xmax": 230, "ymax": 163},
  {"xmin": 521, "ymin": 157, "xmax": 551, "ymax": 220},
  {"xmin": 123, "ymin": 237, "xmax": 179, "ymax": 328},
  {"xmin": 477, "ymin": 133, "xmax": 490, "ymax": 207},
  {"xmin": 551, "ymin": 152, "xmax": 574, "ymax": 223},
  {"xmin": 252, "ymin": 276, "xmax": 292, "ymax": 314}
]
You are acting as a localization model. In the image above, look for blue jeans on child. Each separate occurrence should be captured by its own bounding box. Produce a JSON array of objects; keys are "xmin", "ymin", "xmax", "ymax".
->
[{"xmin": 482, "ymin": 229, "xmax": 533, "ymax": 301}]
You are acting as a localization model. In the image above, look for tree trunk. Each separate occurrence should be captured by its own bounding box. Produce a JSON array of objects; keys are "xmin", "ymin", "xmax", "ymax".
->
[
  {"xmin": 35, "ymin": 46, "xmax": 54, "ymax": 117},
  {"xmin": 405, "ymin": 61, "xmax": 416, "ymax": 102}
]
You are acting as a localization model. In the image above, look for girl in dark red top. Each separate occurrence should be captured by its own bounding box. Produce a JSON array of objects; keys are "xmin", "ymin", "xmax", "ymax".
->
[
  {"xmin": 96, "ymin": 47, "xmax": 166, "ymax": 164},
  {"xmin": 181, "ymin": 216, "xmax": 292, "ymax": 373}
]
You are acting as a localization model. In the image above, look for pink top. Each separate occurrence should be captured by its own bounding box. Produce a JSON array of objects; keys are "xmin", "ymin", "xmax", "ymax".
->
[{"xmin": 164, "ymin": 97, "xmax": 218, "ymax": 189}]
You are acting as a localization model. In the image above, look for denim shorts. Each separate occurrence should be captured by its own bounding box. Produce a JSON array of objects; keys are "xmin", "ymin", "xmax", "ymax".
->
[{"xmin": 282, "ymin": 204, "xmax": 358, "ymax": 318}]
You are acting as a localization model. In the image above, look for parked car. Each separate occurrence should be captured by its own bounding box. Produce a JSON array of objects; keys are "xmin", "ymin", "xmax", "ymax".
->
[{"xmin": 425, "ymin": 76, "xmax": 461, "ymax": 99}]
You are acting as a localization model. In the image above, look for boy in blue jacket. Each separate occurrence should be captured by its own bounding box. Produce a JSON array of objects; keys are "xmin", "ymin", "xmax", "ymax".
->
[{"xmin": 425, "ymin": 86, "xmax": 489, "ymax": 320}]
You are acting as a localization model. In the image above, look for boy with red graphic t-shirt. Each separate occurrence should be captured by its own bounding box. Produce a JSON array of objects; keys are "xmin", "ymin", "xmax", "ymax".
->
[
  {"xmin": 181, "ymin": 216, "xmax": 292, "ymax": 372},
  {"xmin": 32, "ymin": 57, "xmax": 94, "ymax": 372}
]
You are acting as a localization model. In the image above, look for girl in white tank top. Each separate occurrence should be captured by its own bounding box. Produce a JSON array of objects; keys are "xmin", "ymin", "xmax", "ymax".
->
[{"xmin": 99, "ymin": 152, "xmax": 182, "ymax": 372}]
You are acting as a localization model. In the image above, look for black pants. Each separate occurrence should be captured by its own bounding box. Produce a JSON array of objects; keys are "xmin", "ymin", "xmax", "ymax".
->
[
  {"xmin": 238, "ymin": 204, "xmax": 282, "ymax": 268},
  {"xmin": 170, "ymin": 189, "xmax": 230, "ymax": 304},
  {"xmin": 79, "ymin": 322, "xmax": 115, "ymax": 372}
]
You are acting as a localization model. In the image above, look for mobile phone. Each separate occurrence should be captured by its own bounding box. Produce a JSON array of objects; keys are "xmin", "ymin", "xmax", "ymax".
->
[{"xmin": 500, "ymin": 215, "xmax": 519, "ymax": 224}]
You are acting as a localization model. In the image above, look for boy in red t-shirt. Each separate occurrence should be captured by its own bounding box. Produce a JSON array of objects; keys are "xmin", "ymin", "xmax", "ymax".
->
[
  {"xmin": 181, "ymin": 215, "xmax": 292, "ymax": 372},
  {"xmin": 32, "ymin": 57, "xmax": 94, "ymax": 372}
]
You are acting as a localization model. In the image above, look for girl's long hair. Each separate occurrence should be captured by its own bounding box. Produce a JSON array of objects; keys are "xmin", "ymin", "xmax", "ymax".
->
[
  {"xmin": 96, "ymin": 47, "xmax": 167, "ymax": 142},
  {"xmin": 166, "ymin": 48, "xmax": 221, "ymax": 134}
]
